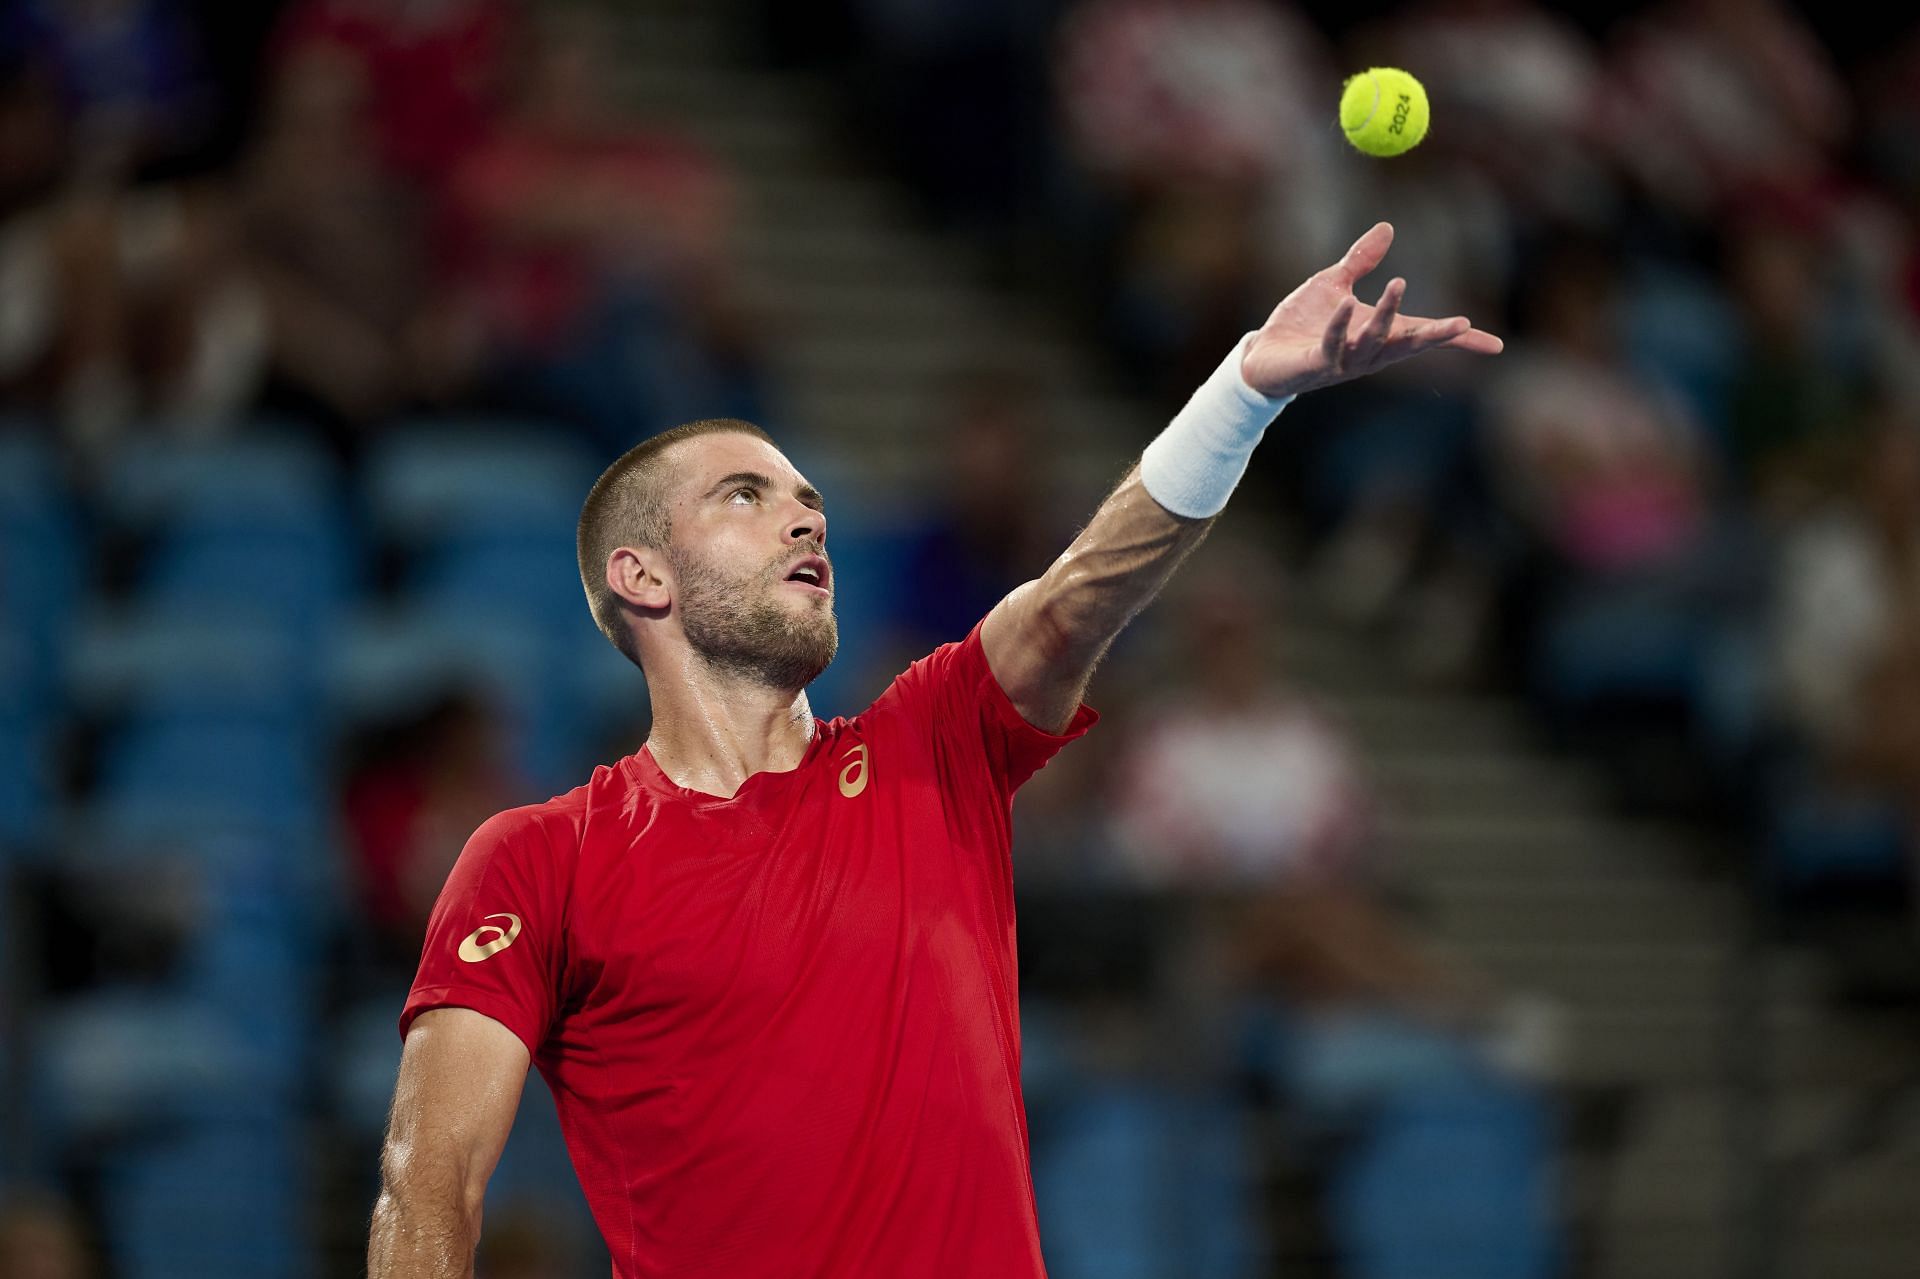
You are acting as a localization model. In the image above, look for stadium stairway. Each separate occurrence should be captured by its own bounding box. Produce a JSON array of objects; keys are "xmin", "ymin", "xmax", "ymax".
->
[{"xmin": 604, "ymin": 5, "xmax": 1920, "ymax": 1278}]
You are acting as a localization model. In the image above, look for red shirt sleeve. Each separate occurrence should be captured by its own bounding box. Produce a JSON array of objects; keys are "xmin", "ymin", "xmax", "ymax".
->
[
  {"xmin": 398, "ymin": 805, "xmax": 571, "ymax": 1058},
  {"xmin": 877, "ymin": 615, "xmax": 1100, "ymax": 800}
]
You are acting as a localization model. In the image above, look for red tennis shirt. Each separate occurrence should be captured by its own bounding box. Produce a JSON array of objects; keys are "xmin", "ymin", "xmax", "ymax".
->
[{"xmin": 400, "ymin": 617, "xmax": 1099, "ymax": 1277}]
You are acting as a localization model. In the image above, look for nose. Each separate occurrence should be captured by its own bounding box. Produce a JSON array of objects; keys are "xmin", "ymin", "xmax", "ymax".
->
[{"xmin": 787, "ymin": 502, "xmax": 826, "ymax": 547}]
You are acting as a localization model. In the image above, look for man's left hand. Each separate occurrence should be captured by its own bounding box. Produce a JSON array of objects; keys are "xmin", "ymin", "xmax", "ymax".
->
[{"xmin": 1241, "ymin": 221, "xmax": 1504, "ymax": 399}]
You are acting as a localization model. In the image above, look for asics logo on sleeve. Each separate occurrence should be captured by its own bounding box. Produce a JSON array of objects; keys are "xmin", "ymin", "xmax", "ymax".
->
[
  {"xmin": 458, "ymin": 912, "xmax": 523, "ymax": 962},
  {"xmin": 838, "ymin": 743, "xmax": 870, "ymax": 798}
]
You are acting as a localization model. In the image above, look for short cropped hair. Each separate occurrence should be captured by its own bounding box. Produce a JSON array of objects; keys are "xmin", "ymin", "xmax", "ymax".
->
[{"xmin": 577, "ymin": 418, "xmax": 777, "ymax": 667}]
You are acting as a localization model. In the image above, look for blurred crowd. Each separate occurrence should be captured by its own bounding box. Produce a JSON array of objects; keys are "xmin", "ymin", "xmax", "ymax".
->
[
  {"xmin": 0, "ymin": 0, "xmax": 765, "ymax": 466},
  {"xmin": 0, "ymin": 1, "xmax": 775, "ymax": 1274},
  {"xmin": 799, "ymin": 0, "xmax": 1920, "ymax": 922},
  {"xmin": 787, "ymin": 0, "xmax": 1920, "ymax": 1271},
  {"xmin": 4, "ymin": 0, "xmax": 1919, "ymax": 1276}
]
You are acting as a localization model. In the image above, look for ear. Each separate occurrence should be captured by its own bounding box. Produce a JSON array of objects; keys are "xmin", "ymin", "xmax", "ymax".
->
[{"xmin": 606, "ymin": 545, "xmax": 672, "ymax": 613}]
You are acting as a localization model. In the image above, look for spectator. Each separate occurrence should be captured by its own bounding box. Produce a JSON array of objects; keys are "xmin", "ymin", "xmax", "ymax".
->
[
  {"xmin": 268, "ymin": 0, "xmax": 516, "ymax": 194},
  {"xmin": 338, "ymin": 688, "xmax": 528, "ymax": 968},
  {"xmin": 1772, "ymin": 403, "xmax": 1920, "ymax": 806},
  {"xmin": 2, "ymin": 0, "xmax": 221, "ymax": 183},
  {"xmin": 238, "ymin": 40, "xmax": 476, "ymax": 434},
  {"xmin": 1053, "ymin": 0, "xmax": 1342, "ymax": 394},
  {"xmin": 0, "ymin": 0, "xmax": 264, "ymax": 457},
  {"xmin": 448, "ymin": 7, "xmax": 764, "ymax": 451},
  {"xmin": 1104, "ymin": 551, "xmax": 1560, "ymax": 1095},
  {"xmin": 1482, "ymin": 233, "xmax": 1713, "ymax": 580},
  {"xmin": 270, "ymin": 0, "xmax": 766, "ymax": 455},
  {"xmin": 1720, "ymin": 207, "xmax": 1870, "ymax": 516},
  {"xmin": 1597, "ymin": 0, "xmax": 1850, "ymax": 224}
]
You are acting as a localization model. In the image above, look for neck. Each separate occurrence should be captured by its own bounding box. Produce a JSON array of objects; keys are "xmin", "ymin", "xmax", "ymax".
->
[{"xmin": 640, "ymin": 648, "xmax": 816, "ymax": 799}]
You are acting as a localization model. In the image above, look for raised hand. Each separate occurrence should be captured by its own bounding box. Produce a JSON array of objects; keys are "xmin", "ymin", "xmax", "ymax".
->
[{"xmin": 1240, "ymin": 222, "xmax": 1504, "ymax": 399}]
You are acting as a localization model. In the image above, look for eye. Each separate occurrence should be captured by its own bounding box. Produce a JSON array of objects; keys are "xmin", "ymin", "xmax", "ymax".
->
[{"xmin": 728, "ymin": 486, "xmax": 759, "ymax": 505}]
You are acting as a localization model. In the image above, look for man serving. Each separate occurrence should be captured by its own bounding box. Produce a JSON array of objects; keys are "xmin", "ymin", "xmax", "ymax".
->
[{"xmin": 369, "ymin": 222, "xmax": 1502, "ymax": 1278}]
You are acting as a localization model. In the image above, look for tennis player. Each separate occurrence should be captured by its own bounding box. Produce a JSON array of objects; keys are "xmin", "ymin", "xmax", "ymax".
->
[{"xmin": 368, "ymin": 221, "xmax": 1501, "ymax": 1278}]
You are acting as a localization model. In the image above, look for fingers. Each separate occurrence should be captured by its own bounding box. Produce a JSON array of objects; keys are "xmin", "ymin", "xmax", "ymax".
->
[
  {"xmin": 1445, "ymin": 326, "xmax": 1505, "ymax": 355},
  {"xmin": 1415, "ymin": 318, "xmax": 1503, "ymax": 355},
  {"xmin": 1355, "ymin": 278, "xmax": 1405, "ymax": 356},
  {"xmin": 1320, "ymin": 296, "xmax": 1357, "ymax": 371},
  {"xmin": 1332, "ymin": 221, "xmax": 1393, "ymax": 286},
  {"xmin": 1389, "ymin": 313, "xmax": 1505, "ymax": 356}
]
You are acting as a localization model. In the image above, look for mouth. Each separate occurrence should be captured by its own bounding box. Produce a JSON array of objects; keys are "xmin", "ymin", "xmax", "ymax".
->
[{"xmin": 782, "ymin": 553, "xmax": 831, "ymax": 597}]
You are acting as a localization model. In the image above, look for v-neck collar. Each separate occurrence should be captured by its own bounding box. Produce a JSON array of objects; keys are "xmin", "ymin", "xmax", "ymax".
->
[{"xmin": 625, "ymin": 721, "xmax": 826, "ymax": 807}]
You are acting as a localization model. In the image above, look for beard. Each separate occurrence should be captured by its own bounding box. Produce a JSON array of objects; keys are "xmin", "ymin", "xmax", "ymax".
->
[{"xmin": 668, "ymin": 540, "xmax": 838, "ymax": 692}]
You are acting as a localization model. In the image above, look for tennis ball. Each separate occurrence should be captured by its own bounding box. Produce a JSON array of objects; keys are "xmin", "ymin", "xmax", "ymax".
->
[{"xmin": 1340, "ymin": 67, "xmax": 1429, "ymax": 157}]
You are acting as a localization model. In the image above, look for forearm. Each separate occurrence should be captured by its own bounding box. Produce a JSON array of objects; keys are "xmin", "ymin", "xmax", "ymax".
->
[
  {"xmin": 1045, "ymin": 326, "xmax": 1296, "ymax": 643},
  {"xmin": 982, "ymin": 334, "xmax": 1292, "ymax": 729},
  {"xmin": 367, "ymin": 1170, "xmax": 481, "ymax": 1279},
  {"xmin": 1027, "ymin": 462, "xmax": 1216, "ymax": 666}
]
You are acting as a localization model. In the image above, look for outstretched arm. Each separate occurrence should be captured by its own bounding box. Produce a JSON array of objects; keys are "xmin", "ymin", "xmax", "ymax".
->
[{"xmin": 980, "ymin": 221, "xmax": 1503, "ymax": 732}]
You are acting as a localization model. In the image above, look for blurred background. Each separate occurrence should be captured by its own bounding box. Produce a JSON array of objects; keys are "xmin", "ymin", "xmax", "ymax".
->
[{"xmin": 1, "ymin": 0, "xmax": 1918, "ymax": 1276}]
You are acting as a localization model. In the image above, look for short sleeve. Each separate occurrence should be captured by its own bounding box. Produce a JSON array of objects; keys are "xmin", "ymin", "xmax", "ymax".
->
[
  {"xmin": 398, "ymin": 806, "xmax": 569, "ymax": 1058},
  {"xmin": 876, "ymin": 616, "xmax": 1100, "ymax": 801}
]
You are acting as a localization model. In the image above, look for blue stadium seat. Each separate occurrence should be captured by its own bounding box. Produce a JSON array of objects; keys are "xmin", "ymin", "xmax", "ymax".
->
[
  {"xmin": 0, "ymin": 715, "xmax": 54, "ymax": 853},
  {"xmin": 0, "ymin": 425, "xmax": 65, "ymax": 517},
  {"xmin": 0, "ymin": 432, "xmax": 82, "ymax": 679},
  {"xmin": 66, "ymin": 606, "xmax": 317, "ymax": 719},
  {"xmin": 101, "ymin": 429, "xmax": 341, "ymax": 530},
  {"xmin": 32, "ymin": 987, "xmax": 264, "ymax": 1146},
  {"xmin": 364, "ymin": 422, "xmax": 598, "ymax": 545},
  {"xmin": 1034, "ymin": 1082, "xmax": 1265, "ymax": 1279},
  {"xmin": 1236, "ymin": 999, "xmax": 1499, "ymax": 1134},
  {"xmin": 410, "ymin": 528, "xmax": 597, "ymax": 644},
  {"xmin": 178, "ymin": 910, "xmax": 318, "ymax": 1077},
  {"xmin": 140, "ymin": 521, "xmax": 357, "ymax": 626},
  {"xmin": 792, "ymin": 519, "xmax": 904, "ymax": 720},
  {"xmin": 99, "ymin": 1120, "xmax": 311, "ymax": 1279},
  {"xmin": 328, "ymin": 992, "xmax": 409, "ymax": 1145},
  {"xmin": 407, "ymin": 528, "xmax": 628, "ymax": 782},
  {"xmin": 556, "ymin": 626, "xmax": 651, "ymax": 766},
  {"xmin": 325, "ymin": 604, "xmax": 581, "ymax": 785},
  {"xmin": 66, "ymin": 796, "xmax": 314, "ymax": 861},
  {"xmin": 0, "ymin": 625, "xmax": 38, "ymax": 719},
  {"xmin": 325, "ymin": 605, "xmax": 548, "ymax": 727},
  {"xmin": 94, "ymin": 712, "xmax": 319, "ymax": 837},
  {"xmin": 1328, "ymin": 1081, "xmax": 1561, "ymax": 1279},
  {"xmin": 96, "ymin": 431, "xmax": 358, "ymax": 629}
]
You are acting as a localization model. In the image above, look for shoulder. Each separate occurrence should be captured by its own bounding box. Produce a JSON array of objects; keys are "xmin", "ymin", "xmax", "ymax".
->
[
  {"xmin": 857, "ymin": 624, "xmax": 987, "ymax": 720},
  {"xmin": 461, "ymin": 773, "xmax": 605, "ymax": 871}
]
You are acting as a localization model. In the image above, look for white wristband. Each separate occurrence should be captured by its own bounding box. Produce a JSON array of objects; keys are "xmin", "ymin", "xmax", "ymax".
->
[{"xmin": 1139, "ymin": 331, "xmax": 1295, "ymax": 519}]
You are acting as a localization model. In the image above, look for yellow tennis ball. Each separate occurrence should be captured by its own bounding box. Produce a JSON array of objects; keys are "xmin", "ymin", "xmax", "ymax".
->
[{"xmin": 1340, "ymin": 67, "xmax": 1429, "ymax": 157}]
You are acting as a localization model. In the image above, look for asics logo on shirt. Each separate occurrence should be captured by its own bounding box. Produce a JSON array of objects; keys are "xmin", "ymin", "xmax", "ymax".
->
[
  {"xmin": 838, "ymin": 743, "xmax": 870, "ymax": 798},
  {"xmin": 458, "ymin": 912, "xmax": 523, "ymax": 963}
]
